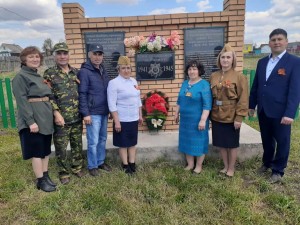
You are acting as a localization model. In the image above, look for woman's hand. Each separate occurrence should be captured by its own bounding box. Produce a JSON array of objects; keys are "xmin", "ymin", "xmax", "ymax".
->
[
  {"xmin": 29, "ymin": 123, "xmax": 39, "ymax": 133},
  {"xmin": 198, "ymin": 120, "xmax": 206, "ymax": 130},
  {"xmin": 115, "ymin": 121, "xmax": 121, "ymax": 132},
  {"xmin": 234, "ymin": 121, "xmax": 242, "ymax": 130},
  {"xmin": 138, "ymin": 116, "xmax": 143, "ymax": 125}
]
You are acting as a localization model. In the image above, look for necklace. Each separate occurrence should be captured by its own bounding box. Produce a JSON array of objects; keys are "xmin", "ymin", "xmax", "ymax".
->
[{"xmin": 186, "ymin": 78, "xmax": 201, "ymax": 97}]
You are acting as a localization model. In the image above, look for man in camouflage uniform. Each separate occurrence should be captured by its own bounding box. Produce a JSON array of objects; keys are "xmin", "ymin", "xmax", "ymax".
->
[{"xmin": 44, "ymin": 42, "xmax": 84, "ymax": 185}]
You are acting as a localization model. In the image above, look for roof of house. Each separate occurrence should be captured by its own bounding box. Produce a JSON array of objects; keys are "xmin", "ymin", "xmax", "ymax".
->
[{"xmin": 0, "ymin": 43, "xmax": 23, "ymax": 53}]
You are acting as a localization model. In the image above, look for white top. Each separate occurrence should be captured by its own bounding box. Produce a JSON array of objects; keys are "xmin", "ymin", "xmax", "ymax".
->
[
  {"xmin": 107, "ymin": 75, "xmax": 142, "ymax": 122},
  {"xmin": 266, "ymin": 50, "xmax": 286, "ymax": 81}
]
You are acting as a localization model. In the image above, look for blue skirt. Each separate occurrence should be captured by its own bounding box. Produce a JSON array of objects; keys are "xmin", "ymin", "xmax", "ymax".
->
[{"xmin": 113, "ymin": 121, "xmax": 138, "ymax": 147}]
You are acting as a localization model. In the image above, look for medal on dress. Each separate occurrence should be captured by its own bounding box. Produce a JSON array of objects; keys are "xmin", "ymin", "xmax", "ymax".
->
[{"xmin": 185, "ymin": 92, "xmax": 192, "ymax": 97}]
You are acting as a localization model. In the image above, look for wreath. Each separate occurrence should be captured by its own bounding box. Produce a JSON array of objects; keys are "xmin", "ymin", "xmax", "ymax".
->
[{"xmin": 142, "ymin": 90, "xmax": 169, "ymax": 131}]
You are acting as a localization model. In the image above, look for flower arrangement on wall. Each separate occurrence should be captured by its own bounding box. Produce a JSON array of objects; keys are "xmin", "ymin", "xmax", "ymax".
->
[
  {"xmin": 142, "ymin": 90, "xmax": 169, "ymax": 131},
  {"xmin": 124, "ymin": 31, "xmax": 181, "ymax": 56}
]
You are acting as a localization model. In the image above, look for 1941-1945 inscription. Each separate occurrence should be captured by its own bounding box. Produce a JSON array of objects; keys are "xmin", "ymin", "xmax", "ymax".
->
[{"xmin": 135, "ymin": 52, "xmax": 175, "ymax": 81}]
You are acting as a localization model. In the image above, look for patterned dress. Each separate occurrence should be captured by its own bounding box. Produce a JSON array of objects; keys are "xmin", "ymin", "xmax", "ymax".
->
[{"xmin": 177, "ymin": 79, "xmax": 212, "ymax": 156}]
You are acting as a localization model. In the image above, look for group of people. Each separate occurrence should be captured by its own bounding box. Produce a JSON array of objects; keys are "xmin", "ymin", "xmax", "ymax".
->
[
  {"xmin": 12, "ymin": 28, "xmax": 300, "ymax": 193},
  {"xmin": 13, "ymin": 43, "xmax": 141, "ymax": 192},
  {"xmin": 176, "ymin": 28, "xmax": 300, "ymax": 182}
]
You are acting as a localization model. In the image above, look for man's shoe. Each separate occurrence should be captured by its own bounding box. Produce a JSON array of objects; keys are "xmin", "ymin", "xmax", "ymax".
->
[
  {"xmin": 60, "ymin": 177, "xmax": 70, "ymax": 185},
  {"xmin": 74, "ymin": 170, "xmax": 85, "ymax": 178},
  {"xmin": 98, "ymin": 163, "xmax": 112, "ymax": 172},
  {"xmin": 269, "ymin": 173, "xmax": 282, "ymax": 184},
  {"xmin": 257, "ymin": 165, "xmax": 269, "ymax": 175},
  {"xmin": 89, "ymin": 168, "xmax": 99, "ymax": 177}
]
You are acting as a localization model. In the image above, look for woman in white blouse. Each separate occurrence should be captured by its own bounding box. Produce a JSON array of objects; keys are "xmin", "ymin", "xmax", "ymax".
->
[{"xmin": 107, "ymin": 56, "xmax": 143, "ymax": 174}]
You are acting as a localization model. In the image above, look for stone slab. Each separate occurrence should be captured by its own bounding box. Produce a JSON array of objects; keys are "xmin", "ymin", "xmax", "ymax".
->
[{"xmin": 51, "ymin": 123, "xmax": 262, "ymax": 163}]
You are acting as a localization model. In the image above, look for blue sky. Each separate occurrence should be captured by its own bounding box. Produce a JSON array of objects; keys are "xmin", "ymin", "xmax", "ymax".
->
[{"xmin": 0, "ymin": 0, "xmax": 299, "ymax": 49}]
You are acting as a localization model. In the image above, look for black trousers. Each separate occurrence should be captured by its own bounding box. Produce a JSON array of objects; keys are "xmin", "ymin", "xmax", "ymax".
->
[{"xmin": 258, "ymin": 109, "xmax": 291, "ymax": 176}]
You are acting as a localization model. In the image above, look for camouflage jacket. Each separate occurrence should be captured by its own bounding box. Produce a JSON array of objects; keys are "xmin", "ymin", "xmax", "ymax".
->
[{"xmin": 44, "ymin": 64, "xmax": 81, "ymax": 125}]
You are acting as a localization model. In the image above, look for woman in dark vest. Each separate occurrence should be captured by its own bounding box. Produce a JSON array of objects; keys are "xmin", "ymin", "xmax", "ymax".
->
[{"xmin": 12, "ymin": 46, "xmax": 56, "ymax": 192}]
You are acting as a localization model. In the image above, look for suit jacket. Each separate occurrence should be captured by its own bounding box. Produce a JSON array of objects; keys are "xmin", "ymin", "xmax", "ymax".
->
[{"xmin": 249, "ymin": 52, "xmax": 300, "ymax": 119}]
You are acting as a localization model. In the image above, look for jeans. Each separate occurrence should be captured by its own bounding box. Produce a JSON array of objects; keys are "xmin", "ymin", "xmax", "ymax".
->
[{"xmin": 86, "ymin": 115, "xmax": 108, "ymax": 169}]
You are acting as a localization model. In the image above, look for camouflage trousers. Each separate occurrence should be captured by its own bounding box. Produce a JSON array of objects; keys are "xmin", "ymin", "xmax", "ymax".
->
[{"xmin": 54, "ymin": 121, "xmax": 83, "ymax": 179}]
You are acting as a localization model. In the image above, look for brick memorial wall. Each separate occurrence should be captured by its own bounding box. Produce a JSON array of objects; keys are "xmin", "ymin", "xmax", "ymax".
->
[{"xmin": 62, "ymin": 0, "xmax": 245, "ymax": 132}]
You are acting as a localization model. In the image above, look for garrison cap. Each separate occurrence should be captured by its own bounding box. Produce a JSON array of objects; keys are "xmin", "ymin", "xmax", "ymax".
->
[
  {"xmin": 117, "ymin": 56, "xmax": 130, "ymax": 65},
  {"xmin": 53, "ymin": 42, "xmax": 69, "ymax": 52}
]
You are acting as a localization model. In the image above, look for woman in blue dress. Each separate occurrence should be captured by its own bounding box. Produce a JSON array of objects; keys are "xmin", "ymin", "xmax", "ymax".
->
[{"xmin": 175, "ymin": 60, "xmax": 212, "ymax": 173}]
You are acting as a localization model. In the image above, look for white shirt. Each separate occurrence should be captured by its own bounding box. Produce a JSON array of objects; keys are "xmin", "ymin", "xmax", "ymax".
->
[
  {"xmin": 107, "ymin": 75, "xmax": 142, "ymax": 122},
  {"xmin": 266, "ymin": 50, "xmax": 286, "ymax": 81}
]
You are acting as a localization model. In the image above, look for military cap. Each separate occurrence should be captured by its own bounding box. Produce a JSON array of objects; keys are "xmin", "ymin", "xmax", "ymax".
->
[
  {"xmin": 53, "ymin": 42, "xmax": 69, "ymax": 52},
  {"xmin": 117, "ymin": 56, "xmax": 130, "ymax": 65},
  {"xmin": 220, "ymin": 43, "xmax": 235, "ymax": 53},
  {"xmin": 89, "ymin": 44, "xmax": 104, "ymax": 53}
]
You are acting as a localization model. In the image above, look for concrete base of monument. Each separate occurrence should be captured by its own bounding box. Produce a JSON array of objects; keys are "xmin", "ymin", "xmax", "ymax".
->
[{"xmin": 51, "ymin": 123, "xmax": 263, "ymax": 163}]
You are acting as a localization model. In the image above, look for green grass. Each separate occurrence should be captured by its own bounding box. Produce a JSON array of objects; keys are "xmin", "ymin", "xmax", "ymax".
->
[
  {"xmin": 0, "ymin": 57, "xmax": 299, "ymax": 224},
  {"xmin": 0, "ymin": 120, "xmax": 300, "ymax": 225}
]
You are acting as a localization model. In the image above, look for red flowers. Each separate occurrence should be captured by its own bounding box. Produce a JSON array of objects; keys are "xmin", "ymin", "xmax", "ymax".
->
[
  {"xmin": 142, "ymin": 90, "xmax": 169, "ymax": 131},
  {"xmin": 144, "ymin": 93, "xmax": 168, "ymax": 115}
]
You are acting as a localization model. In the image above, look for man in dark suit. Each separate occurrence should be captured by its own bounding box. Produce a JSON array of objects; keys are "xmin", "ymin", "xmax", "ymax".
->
[{"xmin": 249, "ymin": 28, "xmax": 300, "ymax": 183}]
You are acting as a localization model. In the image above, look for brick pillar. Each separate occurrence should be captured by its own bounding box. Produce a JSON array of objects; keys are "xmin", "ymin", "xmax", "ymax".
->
[
  {"xmin": 223, "ymin": 0, "xmax": 245, "ymax": 70},
  {"xmin": 62, "ymin": 3, "xmax": 86, "ymax": 67}
]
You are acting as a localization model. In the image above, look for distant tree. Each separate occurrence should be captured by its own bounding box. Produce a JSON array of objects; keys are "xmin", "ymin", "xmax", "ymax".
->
[{"xmin": 42, "ymin": 38, "xmax": 53, "ymax": 56}]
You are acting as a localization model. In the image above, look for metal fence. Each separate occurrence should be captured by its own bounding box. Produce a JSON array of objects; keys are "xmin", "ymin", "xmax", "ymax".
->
[{"xmin": 0, "ymin": 78, "xmax": 16, "ymax": 128}]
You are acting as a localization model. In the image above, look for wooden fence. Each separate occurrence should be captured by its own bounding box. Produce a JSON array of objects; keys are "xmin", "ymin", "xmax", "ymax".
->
[
  {"xmin": 0, "ymin": 70, "xmax": 299, "ymax": 128},
  {"xmin": 0, "ymin": 56, "xmax": 55, "ymax": 73}
]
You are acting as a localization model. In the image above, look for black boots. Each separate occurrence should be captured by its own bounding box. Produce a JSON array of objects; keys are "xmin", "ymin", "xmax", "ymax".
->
[
  {"xmin": 36, "ymin": 177, "xmax": 56, "ymax": 192},
  {"xmin": 43, "ymin": 171, "xmax": 57, "ymax": 187},
  {"xmin": 129, "ymin": 163, "xmax": 136, "ymax": 173},
  {"xmin": 122, "ymin": 163, "xmax": 136, "ymax": 174},
  {"xmin": 36, "ymin": 172, "xmax": 56, "ymax": 192},
  {"xmin": 122, "ymin": 164, "xmax": 133, "ymax": 174}
]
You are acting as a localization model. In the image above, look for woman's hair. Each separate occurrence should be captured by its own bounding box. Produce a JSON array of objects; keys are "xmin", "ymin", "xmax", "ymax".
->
[
  {"xmin": 184, "ymin": 60, "xmax": 205, "ymax": 77},
  {"xmin": 216, "ymin": 44, "xmax": 237, "ymax": 69},
  {"xmin": 20, "ymin": 46, "xmax": 43, "ymax": 66}
]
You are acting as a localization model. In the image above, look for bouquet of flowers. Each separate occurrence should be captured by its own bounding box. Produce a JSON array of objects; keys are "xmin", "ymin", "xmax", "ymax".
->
[
  {"xmin": 142, "ymin": 90, "xmax": 169, "ymax": 131},
  {"xmin": 124, "ymin": 31, "xmax": 181, "ymax": 56}
]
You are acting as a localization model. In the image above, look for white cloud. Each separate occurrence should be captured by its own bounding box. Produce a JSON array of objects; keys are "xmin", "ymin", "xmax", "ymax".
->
[
  {"xmin": 148, "ymin": 7, "xmax": 187, "ymax": 15},
  {"xmin": 0, "ymin": 0, "xmax": 64, "ymax": 48},
  {"xmin": 96, "ymin": 0, "xmax": 139, "ymax": 4},
  {"xmin": 196, "ymin": 0, "xmax": 211, "ymax": 12},
  {"xmin": 0, "ymin": 0, "xmax": 61, "ymax": 22},
  {"xmin": 245, "ymin": 0, "xmax": 300, "ymax": 45}
]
